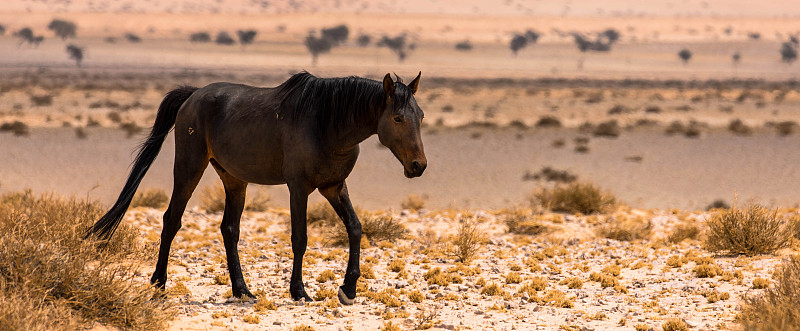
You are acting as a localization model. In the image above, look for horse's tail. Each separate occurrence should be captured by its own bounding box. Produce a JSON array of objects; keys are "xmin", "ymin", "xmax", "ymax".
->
[{"xmin": 85, "ymin": 86, "xmax": 198, "ymax": 240}]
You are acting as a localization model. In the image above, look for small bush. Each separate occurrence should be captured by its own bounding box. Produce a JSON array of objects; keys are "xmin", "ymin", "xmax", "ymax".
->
[
  {"xmin": 593, "ymin": 120, "xmax": 621, "ymax": 138},
  {"xmin": 532, "ymin": 182, "xmax": 617, "ymax": 214},
  {"xmin": 215, "ymin": 32, "xmax": 235, "ymax": 45},
  {"xmin": 535, "ymin": 116, "xmax": 562, "ymax": 128},
  {"xmin": 455, "ymin": 40, "xmax": 473, "ymax": 51},
  {"xmin": 328, "ymin": 212, "xmax": 407, "ymax": 246},
  {"xmin": 190, "ymin": 32, "xmax": 211, "ymax": 43},
  {"xmin": 662, "ymin": 318, "xmax": 689, "ymax": 331},
  {"xmin": 125, "ymin": 33, "xmax": 141, "ymax": 42},
  {"xmin": 400, "ymin": 194, "xmax": 426, "ymax": 211},
  {"xmin": 705, "ymin": 204, "xmax": 791, "ymax": 256},
  {"xmin": 447, "ymin": 217, "xmax": 486, "ymax": 263},
  {"xmin": 728, "ymin": 119, "xmax": 752, "ymax": 136},
  {"xmin": 503, "ymin": 208, "xmax": 548, "ymax": 235},
  {"xmin": 131, "ymin": 188, "xmax": 169, "ymax": 208},
  {"xmin": 667, "ymin": 223, "xmax": 701, "ymax": 243},
  {"xmin": 752, "ymin": 277, "xmax": 770, "ymax": 289},
  {"xmin": 739, "ymin": 255, "xmax": 800, "ymax": 329}
]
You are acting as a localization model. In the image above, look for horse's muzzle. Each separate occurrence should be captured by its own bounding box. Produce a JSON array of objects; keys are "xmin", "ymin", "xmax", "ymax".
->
[{"xmin": 404, "ymin": 160, "xmax": 427, "ymax": 178}]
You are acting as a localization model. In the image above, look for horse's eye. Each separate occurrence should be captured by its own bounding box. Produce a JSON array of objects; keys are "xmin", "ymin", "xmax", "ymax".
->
[{"xmin": 393, "ymin": 116, "xmax": 403, "ymax": 123}]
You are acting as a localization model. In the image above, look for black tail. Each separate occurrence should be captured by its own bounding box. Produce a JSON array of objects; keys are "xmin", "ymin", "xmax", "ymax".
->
[{"xmin": 86, "ymin": 86, "xmax": 198, "ymax": 240}]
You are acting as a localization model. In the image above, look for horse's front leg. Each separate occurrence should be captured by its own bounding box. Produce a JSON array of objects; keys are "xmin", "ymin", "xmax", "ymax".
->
[
  {"xmin": 319, "ymin": 181, "xmax": 361, "ymax": 305},
  {"xmin": 288, "ymin": 182, "xmax": 313, "ymax": 302}
]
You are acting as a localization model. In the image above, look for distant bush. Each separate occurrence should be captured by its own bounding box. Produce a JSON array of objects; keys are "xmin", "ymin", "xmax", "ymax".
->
[
  {"xmin": 189, "ymin": 32, "xmax": 211, "ymax": 43},
  {"xmin": 532, "ymin": 182, "xmax": 617, "ymax": 214},
  {"xmin": 237, "ymin": 29, "xmax": 257, "ymax": 48},
  {"xmin": 523, "ymin": 166, "xmax": 577, "ymax": 183},
  {"xmin": 356, "ymin": 34, "xmax": 371, "ymax": 47},
  {"xmin": 667, "ymin": 223, "xmax": 701, "ymax": 243},
  {"xmin": 455, "ymin": 40, "xmax": 473, "ymax": 51},
  {"xmin": 706, "ymin": 199, "xmax": 728, "ymax": 211},
  {"xmin": 705, "ymin": 204, "xmax": 791, "ymax": 256},
  {"xmin": 534, "ymin": 116, "xmax": 562, "ymax": 128},
  {"xmin": 321, "ymin": 25, "xmax": 349, "ymax": 45},
  {"xmin": 47, "ymin": 19, "xmax": 77, "ymax": 40},
  {"xmin": 728, "ymin": 119, "xmax": 752, "ymax": 136},
  {"xmin": 131, "ymin": 188, "xmax": 169, "ymax": 208},
  {"xmin": 0, "ymin": 24, "xmax": 5, "ymax": 35},
  {"xmin": 400, "ymin": 194, "xmax": 426, "ymax": 211},
  {"xmin": 377, "ymin": 33, "xmax": 415, "ymax": 61},
  {"xmin": 124, "ymin": 33, "xmax": 141, "ymax": 43},
  {"xmin": 215, "ymin": 31, "xmax": 235, "ymax": 45},
  {"xmin": 510, "ymin": 29, "xmax": 540, "ymax": 55},
  {"xmin": 593, "ymin": 120, "xmax": 621, "ymax": 138},
  {"xmin": 678, "ymin": 48, "xmax": 692, "ymax": 63},
  {"xmin": 0, "ymin": 121, "xmax": 30, "ymax": 136},
  {"xmin": 781, "ymin": 41, "xmax": 798, "ymax": 64},
  {"xmin": 738, "ymin": 255, "xmax": 800, "ymax": 330},
  {"xmin": 503, "ymin": 208, "xmax": 548, "ymax": 235},
  {"xmin": 774, "ymin": 121, "xmax": 798, "ymax": 136},
  {"xmin": 597, "ymin": 216, "xmax": 651, "ymax": 241}
]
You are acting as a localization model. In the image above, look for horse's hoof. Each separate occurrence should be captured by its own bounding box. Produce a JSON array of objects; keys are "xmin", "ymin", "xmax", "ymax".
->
[
  {"xmin": 338, "ymin": 287, "xmax": 355, "ymax": 305},
  {"xmin": 234, "ymin": 289, "xmax": 257, "ymax": 300}
]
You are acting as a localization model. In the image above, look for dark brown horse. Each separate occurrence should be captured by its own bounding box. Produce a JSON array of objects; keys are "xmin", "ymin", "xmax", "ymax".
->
[{"xmin": 86, "ymin": 71, "xmax": 426, "ymax": 304}]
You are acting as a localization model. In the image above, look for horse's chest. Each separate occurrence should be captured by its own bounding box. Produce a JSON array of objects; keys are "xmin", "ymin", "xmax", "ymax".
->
[{"xmin": 308, "ymin": 153, "xmax": 358, "ymax": 186}]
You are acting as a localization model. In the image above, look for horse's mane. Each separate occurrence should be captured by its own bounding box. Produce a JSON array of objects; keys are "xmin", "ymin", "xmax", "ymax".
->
[{"xmin": 275, "ymin": 71, "xmax": 412, "ymax": 131}]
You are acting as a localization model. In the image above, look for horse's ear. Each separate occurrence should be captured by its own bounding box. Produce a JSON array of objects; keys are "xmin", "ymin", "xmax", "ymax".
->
[
  {"xmin": 408, "ymin": 71, "xmax": 421, "ymax": 94},
  {"xmin": 382, "ymin": 73, "xmax": 395, "ymax": 97}
]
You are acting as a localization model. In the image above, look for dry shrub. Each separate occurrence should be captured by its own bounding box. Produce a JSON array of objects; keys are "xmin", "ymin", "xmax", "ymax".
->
[
  {"xmin": 596, "ymin": 216, "xmax": 652, "ymax": 241},
  {"xmin": 327, "ymin": 212, "xmax": 407, "ymax": 246},
  {"xmin": 0, "ymin": 121, "xmax": 30, "ymax": 136},
  {"xmin": 739, "ymin": 256, "xmax": 800, "ymax": 330},
  {"xmin": 400, "ymin": 194, "xmax": 426, "ymax": 211},
  {"xmin": 0, "ymin": 191, "xmax": 173, "ymax": 330},
  {"xmin": 667, "ymin": 222, "xmax": 701, "ymax": 243},
  {"xmin": 131, "ymin": 188, "xmax": 169, "ymax": 208},
  {"xmin": 661, "ymin": 318, "xmax": 689, "ymax": 331},
  {"xmin": 532, "ymin": 182, "xmax": 617, "ymax": 214},
  {"xmin": 307, "ymin": 201, "xmax": 340, "ymax": 226},
  {"xmin": 200, "ymin": 183, "xmax": 271, "ymax": 213},
  {"xmin": 705, "ymin": 204, "xmax": 791, "ymax": 256},
  {"xmin": 446, "ymin": 217, "xmax": 486, "ymax": 263},
  {"xmin": 503, "ymin": 208, "xmax": 549, "ymax": 235}
]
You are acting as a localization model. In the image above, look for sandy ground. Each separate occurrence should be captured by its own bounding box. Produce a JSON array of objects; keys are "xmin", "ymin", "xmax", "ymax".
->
[{"xmin": 120, "ymin": 205, "xmax": 786, "ymax": 331}]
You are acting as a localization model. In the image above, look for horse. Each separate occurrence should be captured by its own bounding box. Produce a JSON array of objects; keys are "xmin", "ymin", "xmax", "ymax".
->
[{"xmin": 85, "ymin": 71, "xmax": 427, "ymax": 305}]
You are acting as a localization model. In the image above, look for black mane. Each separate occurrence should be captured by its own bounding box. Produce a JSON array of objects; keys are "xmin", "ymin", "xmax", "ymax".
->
[{"xmin": 276, "ymin": 72, "xmax": 412, "ymax": 131}]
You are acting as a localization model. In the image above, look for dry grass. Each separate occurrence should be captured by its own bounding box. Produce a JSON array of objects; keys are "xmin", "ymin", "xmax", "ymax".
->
[
  {"xmin": 532, "ymin": 182, "xmax": 617, "ymax": 214},
  {"xmin": 0, "ymin": 191, "xmax": 173, "ymax": 330},
  {"xmin": 327, "ymin": 212, "xmax": 408, "ymax": 246},
  {"xmin": 400, "ymin": 194, "xmax": 426, "ymax": 211},
  {"xmin": 503, "ymin": 208, "xmax": 549, "ymax": 235},
  {"xmin": 446, "ymin": 217, "xmax": 486, "ymax": 264},
  {"xmin": 738, "ymin": 255, "xmax": 800, "ymax": 330},
  {"xmin": 597, "ymin": 216, "xmax": 652, "ymax": 241},
  {"xmin": 199, "ymin": 183, "xmax": 271, "ymax": 213},
  {"xmin": 131, "ymin": 188, "xmax": 169, "ymax": 208},
  {"xmin": 667, "ymin": 222, "xmax": 702, "ymax": 243},
  {"xmin": 661, "ymin": 318, "xmax": 689, "ymax": 331},
  {"xmin": 705, "ymin": 204, "xmax": 791, "ymax": 256},
  {"xmin": 0, "ymin": 121, "xmax": 30, "ymax": 136}
]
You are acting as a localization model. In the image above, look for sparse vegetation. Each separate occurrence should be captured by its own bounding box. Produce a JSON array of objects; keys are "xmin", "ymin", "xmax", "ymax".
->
[
  {"xmin": 14, "ymin": 27, "xmax": 44, "ymax": 46},
  {"xmin": 377, "ymin": 33, "xmax": 415, "ymax": 62},
  {"xmin": 329, "ymin": 212, "xmax": 407, "ymax": 246},
  {"xmin": 739, "ymin": 255, "xmax": 800, "ymax": 330},
  {"xmin": 705, "ymin": 204, "xmax": 791, "ymax": 256},
  {"xmin": 447, "ymin": 217, "xmax": 486, "ymax": 263},
  {"xmin": 510, "ymin": 30, "xmax": 540, "ymax": 55},
  {"xmin": 401, "ymin": 194, "xmax": 426, "ymax": 211},
  {"xmin": 237, "ymin": 29, "xmax": 257, "ymax": 48},
  {"xmin": 503, "ymin": 208, "xmax": 548, "ymax": 235},
  {"xmin": 532, "ymin": 182, "xmax": 617, "ymax": 214},
  {"xmin": 125, "ymin": 33, "xmax": 141, "ymax": 43},
  {"xmin": 66, "ymin": 44, "xmax": 84, "ymax": 67},
  {"xmin": 455, "ymin": 40, "xmax": 473, "ymax": 51},
  {"xmin": 190, "ymin": 31, "xmax": 211, "ymax": 43},
  {"xmin": 0, "ymin": 191, "xmax": 174, "ymax": 330},
  {"xmin": 131, "ymin": 188, "xmax": 169, "ymax": 208},
  {"xmin": 215, "ymin": 31, "xmax": 235, "ymax": 45},
  {"xmin": 0, "ymin": 121, "xmax": 30, "ymax": 136}
]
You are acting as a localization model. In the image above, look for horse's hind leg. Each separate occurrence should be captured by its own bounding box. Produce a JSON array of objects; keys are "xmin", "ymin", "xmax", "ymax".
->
[
  {"xmin": 212, "ymin": 167, "xmax": 255, "ymax": 299},
  {"xmin": 150, "ymin": 142, "xmax": 208, "ymax": 289}
]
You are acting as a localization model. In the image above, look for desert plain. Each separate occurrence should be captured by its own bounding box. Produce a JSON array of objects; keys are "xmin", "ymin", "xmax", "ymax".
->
[{"xmin": 2, "ymin": 0, "xmax": 800, "ymax": 330}]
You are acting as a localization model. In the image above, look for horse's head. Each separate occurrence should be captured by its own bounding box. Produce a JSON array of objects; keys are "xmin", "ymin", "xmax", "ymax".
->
[{"xmin": 377, "ymin": 72, "xmax": 427, "ymax": 178}]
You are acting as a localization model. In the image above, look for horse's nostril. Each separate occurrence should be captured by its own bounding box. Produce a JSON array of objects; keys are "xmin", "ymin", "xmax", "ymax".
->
[{"xmin": 411, "ymin": 161, "xmax": 422, "ymax": 173}]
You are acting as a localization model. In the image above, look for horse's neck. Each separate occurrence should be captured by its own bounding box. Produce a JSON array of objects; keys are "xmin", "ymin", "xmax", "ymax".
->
[{"xmin": 324, "ymin": 108, "xmax": 380, "ymax": 152}]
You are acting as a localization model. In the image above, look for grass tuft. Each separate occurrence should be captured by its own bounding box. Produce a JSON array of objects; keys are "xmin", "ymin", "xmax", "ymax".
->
[
  {"xmin": 446, "ymin": 217, "xmax": 486, "ymax": 263},
  {"xmin": 0, "ymin": 191, "xmax": 173, "ymax": 330},
  {"xmin": 532, "ymin": 182, "xmax": 617, "ymax": 214},
  {"xmin": 328, "ymin": 212, "xmax": 407, "ymax": 246},
  {"xmin": 131, "ymin": 188, "xmax": 169, "ymax": 208},
  {"xmin": 705, "ymin": 204, "xmax": 791, "ymax": 256},
  {"xmin": 738, "ymin": 255, "xmax": 800, "ymax": 330}
]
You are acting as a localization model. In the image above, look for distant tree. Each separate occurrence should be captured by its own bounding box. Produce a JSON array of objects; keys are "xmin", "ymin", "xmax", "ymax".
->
[
  {"xmin": 66, "ymin": 44, "xmax": 83, "ymax": 67},
  {"xmin": 732, "ymin": 52, "xmax": 741, "ymax": 65},
  {"xmin": 125, "ymin": 33, "xmax": 141, "ymax": 43},
  {"xmin": 237, "ymin": 29, "xmax": 257, "ymax": 48},
  {"xmin": 356, "ymin": 34, "xmax": 371, "ymax": 47},
  {"xmin": 601, "ymin": 28, "xmax": 620, "ymax": 44},
  {"xmin": 747, "ymin": 32, "xmax": 761, "ymax": 40},
  {"xmin": 190, "ymin": 32, "xmax": 211, "ymax": 43},
  {"xmin": 781, "ymin": 42, "xmax": 798, "ymax": 64},
  {"xmin": 47, "ymin": 19, "xmax": 77, "ymax": 40},
  {"xmin": 509, "ymin": 29, "xmax": 540, "ymax": 55},
  {"xmin": 321, "ymin": 24, "xmax": 349, "ymax": 46},
  {"xmin": 678, "ymin": 48, "xmax": 692, "ymax": 64},
  {"xmin": 455, "ymin": 40, "xmax": 473, "ymax": 51},
  {"xmin": 790, "ymin": 35, "xmax": 799, "ymax": 47},
  {"xmin": 14, "ymin": 27, "xmax": 44, "ymax": 46},
  {"xmin": 215, "ymin": 31, "xmax": 235, "ymax": 45},
  {"xmin": 0, "ymin": 24, "xmax": 6, "ymax": 35},
  {"xmin": 572, "ymin": 31, "xmax": 615, "ymax": 52},
  {"xmin": 304, "ymin": 32, "xmax": 333, "ymax": 65},
  {"xmin": 377, "ymin": 34, "xmax": 415, "ymax": 61}
]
